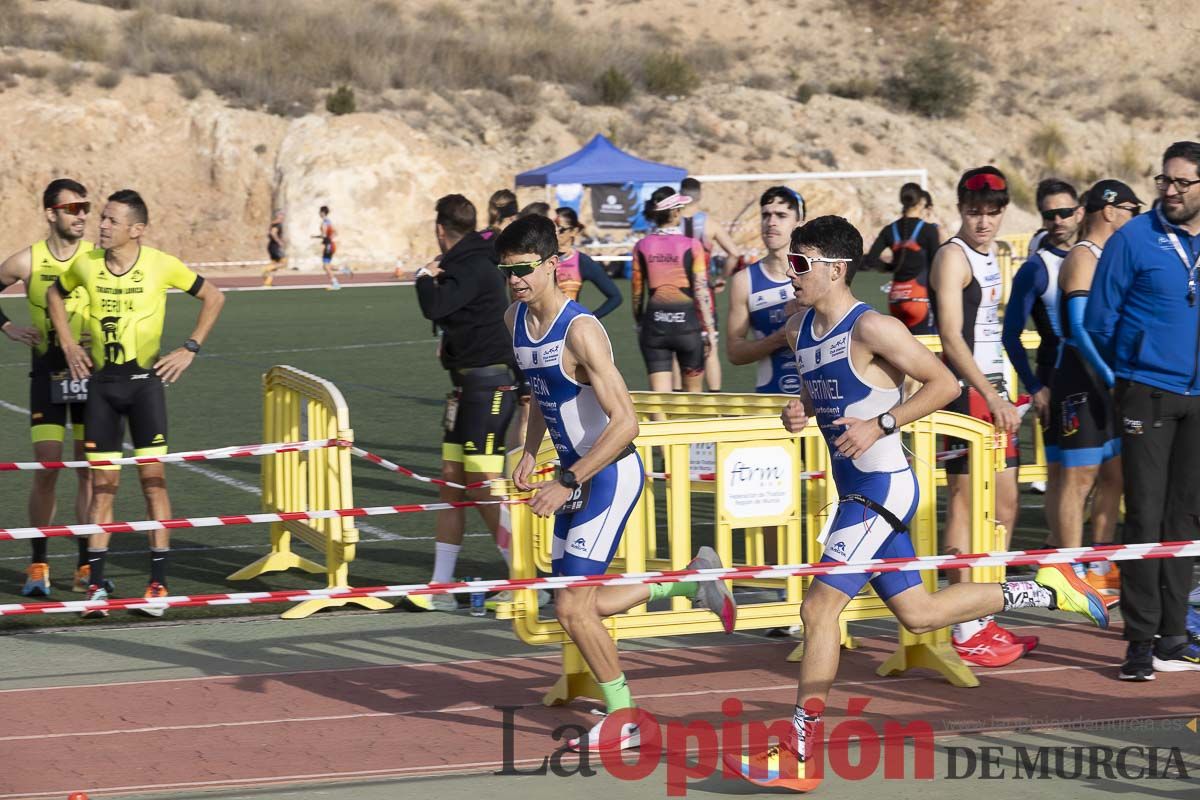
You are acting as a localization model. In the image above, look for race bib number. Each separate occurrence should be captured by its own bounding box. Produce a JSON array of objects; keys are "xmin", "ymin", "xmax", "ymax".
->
[
  {"xmin": 443, "ymin": 392, "xmax": 460, "ymax": 433},
  {"xmin": 556, "ymin": 481, "xmax": 591, "ymax": 515},
  {"xmin": 50, "ymin": 371, "xmax": 88, "ymax": 404}
]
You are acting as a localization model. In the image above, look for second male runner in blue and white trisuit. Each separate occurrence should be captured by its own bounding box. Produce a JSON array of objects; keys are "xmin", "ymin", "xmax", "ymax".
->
[
  {"xmin": 497, "ymin": 215, "xmax": 737, "ymax": 754},
  {"xmin": 726, "ymin": 186, "xmax": 806, "ymax": 394},
  {"xmin": 726, "ymin": 216, "xmax": 1109, "ymax": 793}
]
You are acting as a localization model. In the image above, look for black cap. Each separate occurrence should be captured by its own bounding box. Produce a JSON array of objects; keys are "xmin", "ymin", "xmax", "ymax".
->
[{"xmin": 1084, "ymin": 179, "xmax": 1144, "ymax": 212}]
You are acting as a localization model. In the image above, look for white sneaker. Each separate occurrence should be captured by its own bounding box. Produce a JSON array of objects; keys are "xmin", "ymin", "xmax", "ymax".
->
[
  {"xmin": 687, "ymin": 546, "xmax": 737, "ymax": 633},
  {"xmin": 567, "ymin": 711, "xmax": 640, "ymax": 753},
  {"xmin": 486, "ymin": 588, "xmax": 551, "ymax": 610},
  {"xmin": 406, "ymin": 592, "xmax": 458, "ymax": 612},
  {"xmin": 81, "ymin": 585, "xmax": 109, "ymax": 619},
  {"xmin": 1030, "ymin": 480, "xmax": 1047, "ymax": 494}
]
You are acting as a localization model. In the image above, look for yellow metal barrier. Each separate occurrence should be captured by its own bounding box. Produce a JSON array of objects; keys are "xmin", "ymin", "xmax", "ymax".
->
[
  {"xmin": 229, "ymin": 365, "xmax": 391, "ymax": 619},
  {"xmin": 498, "ymin": 402, "xmax": 1003, "ymax": 704},
  {"xmin": 996, "ymin": 234, "xmax": 1033, "ymax": 306}
]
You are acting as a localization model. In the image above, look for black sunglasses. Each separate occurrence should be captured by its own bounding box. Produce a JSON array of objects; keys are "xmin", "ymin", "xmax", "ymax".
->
[{"xmin": 1040, "ymin": 207, "xmax": 1078, "ymax": 221}]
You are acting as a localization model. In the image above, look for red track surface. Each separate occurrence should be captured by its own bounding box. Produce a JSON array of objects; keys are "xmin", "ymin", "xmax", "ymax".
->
[{"xmin": 2, "ymin": 624, "xmax": 1195, "ymax": 798}]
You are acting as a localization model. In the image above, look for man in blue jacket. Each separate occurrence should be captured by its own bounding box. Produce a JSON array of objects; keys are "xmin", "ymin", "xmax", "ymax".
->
[{"xmin": 1084, "ymin": 141, "xmax": 1200, "ymax": 680}]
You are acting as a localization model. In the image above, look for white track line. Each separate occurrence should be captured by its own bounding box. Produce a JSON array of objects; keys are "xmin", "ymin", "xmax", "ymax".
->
[
  {"xmin": 0, "ymin": 279, "xmax": 411, "ymax": 299},
  {"xmin": 0, "ymin": 656, "xmax": 1129, "ymax": 737},
  {"xmin": 0, "ymin": 339, "xmax": 436, "ymax": 368}
]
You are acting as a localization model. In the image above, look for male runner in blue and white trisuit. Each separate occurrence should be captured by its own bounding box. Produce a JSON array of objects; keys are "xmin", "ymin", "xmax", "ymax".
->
[
  {"xmin": 498, "ymin": 215, "xmax": 737, "ymax": 754},
  {"xmin": 727, "ymin": 216, "xmax": 1109, "ymax": 793},
  {"xmin": 726, "ymin": 186, "xmax": 806, "ymax": 395}
]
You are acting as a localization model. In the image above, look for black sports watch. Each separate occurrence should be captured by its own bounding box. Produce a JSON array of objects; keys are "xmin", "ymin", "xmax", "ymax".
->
[
  {"xmin": 558, "ymin": 469, "xmax": 579, "ymax": 490},
  {"xmin": 877, "ymin": 412, "xmax": 897, "ymax": 435},
  {"xmin": 183, "ymin": 339, "xmax": 201, "ymax": 354}
]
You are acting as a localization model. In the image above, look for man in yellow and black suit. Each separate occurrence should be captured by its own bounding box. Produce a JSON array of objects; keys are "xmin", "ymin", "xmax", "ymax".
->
[
  {"xmin": 49, "ymin": 189, "xmax": 225, "ymax": 618},
  {"xmin": 0, "ymin": 178, "xmax": 95, "ymax": 597}
]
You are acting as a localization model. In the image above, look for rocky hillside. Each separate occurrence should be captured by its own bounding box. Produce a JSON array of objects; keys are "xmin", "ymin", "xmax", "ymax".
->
[{"xmin": 0, "ymin": 0, "xmax": 1196, "ymax": 269}]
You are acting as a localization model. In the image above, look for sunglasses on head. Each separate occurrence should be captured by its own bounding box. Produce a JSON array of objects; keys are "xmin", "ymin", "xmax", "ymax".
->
[
  {"xmin": 785, "ymin": 253, "xmax": 846, "ymax": 276},
  {"xmin": 963, "ymin": 173, "xmax": 1007, "ymax": 192},
  {"xmin": 51, "ymin": 201, "xmax": 90, "ymax": 215},
  {"xmin": 1040, "ymin": 206, "xmax": 1078, "ymax": 221},
  {"xmin": 497, "ymin": 256, "xmax": 550, "ymax": 278}
]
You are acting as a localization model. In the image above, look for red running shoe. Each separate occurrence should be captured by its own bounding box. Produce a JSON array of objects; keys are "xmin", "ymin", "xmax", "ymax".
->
[
  {"xmin": 986, "ymin": 619, "xmax": 1039, "ymax": 653},
  {"xmin": 952, "ymin": 627, "xmax": 1025, "ymax": 667}
]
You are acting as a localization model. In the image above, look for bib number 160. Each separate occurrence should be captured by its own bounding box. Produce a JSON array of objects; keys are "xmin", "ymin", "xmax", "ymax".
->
[{"xmin": 51, "ymin": 375, "xmax": 89, "ymax": 404}]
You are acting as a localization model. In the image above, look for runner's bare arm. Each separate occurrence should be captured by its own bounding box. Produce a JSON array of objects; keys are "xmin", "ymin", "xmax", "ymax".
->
[
  {"xmin": 155, "ymin": 279, "xmax": 225, "ymax": 384},
  {"xmin": 561, "ymin": 317, "xmax": 639, "ymax": 484},
  {"xmin": 1058, "ymin": 245, "xmax": 1098, "ymax": 294},
  {"xmin": 725, "ymin": 268, "xmax": 787, "ymax": 365},
  {"xmin": 47, "ymin": 282, "xmax": 89, "ymax": 379},
  {"xmin": 857, "ymin": 312, "xmax": 959, "ymax": 428},
  {"xmin": 0, "ymin": 247, "xmax": 38, "ymax": 346},
  {"xmin": 784, "ymin": 313, "xmax": 815, "ymax": 417}
]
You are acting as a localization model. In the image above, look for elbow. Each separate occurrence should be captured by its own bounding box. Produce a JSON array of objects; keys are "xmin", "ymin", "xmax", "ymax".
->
[{"xmin": 940, "ymin": 374, "xmax": 962, "ymax": 406}]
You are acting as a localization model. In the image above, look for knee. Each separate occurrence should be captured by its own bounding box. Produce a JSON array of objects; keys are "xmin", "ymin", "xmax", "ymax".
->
[
  {"xmin": 139, "ymin": 474, "xmax": 168, "ymax": 495},
  {"xmin": 799, "ymin": 595, "xmax": 841, "ymax": 633},
  {"xmin": 31, "ymin": 471, "xmax": 59, "ymax": 493},
  {"xmin": 894, "ymin": 607, "xmax": 936, "ymax": 635},
  {"xmin": 554, "ymin": 593, "xmax": 593, "ymax": 631}
]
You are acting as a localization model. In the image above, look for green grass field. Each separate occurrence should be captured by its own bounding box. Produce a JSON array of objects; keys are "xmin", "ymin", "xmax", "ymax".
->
[{"xmin": 0, "ymin": 277, "xmax": 1050, "ymax": 629}]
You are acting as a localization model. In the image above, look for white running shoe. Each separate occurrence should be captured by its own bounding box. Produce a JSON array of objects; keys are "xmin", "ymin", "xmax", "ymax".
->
[
  {"xmin": 566, "ymin": 710, "xmax": 640, "ymax": 753},
  {"xmin": 687, "ymin": 546, "xmax": 737, "ymax": 633},
  {"xmin": 485, "ymin": 589, "xmax": 551, "ymax": 611},
  {"xmin": 406, "ymin": 592, "xmax": 458, "ymax": 612}
]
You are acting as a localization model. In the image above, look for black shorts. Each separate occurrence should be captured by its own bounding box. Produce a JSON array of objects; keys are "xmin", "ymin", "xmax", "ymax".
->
[
  {"xmin": 1052, "ymin": 347, "xmax": 1119, "ymax": 468},
  {"xmin": 29, "ymin": 369, "xmax": 86, "ymax": 443},
  {"xmin": 639, "ymin": 308, "xmax": 704, "ymax": 376},
  {"xmin": 442, "ymin": 365, "xmax": 517, "ymax": 473},
  {"xmin": 268, "ymin": 243, "xmax": 285, "ymax": 262},
  {"xmin": 943, "ymin": 378, "xmax": 1020, "ymax": 475},
  {"xmin": 84, "ymin": 372, "xmax": 169, "ymax": 468}
]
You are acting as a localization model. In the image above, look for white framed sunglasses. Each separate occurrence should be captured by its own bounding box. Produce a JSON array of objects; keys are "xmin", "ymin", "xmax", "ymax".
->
[{"xmin": 786, "ymin": 253, "xmax": 846, "ymax": 276}]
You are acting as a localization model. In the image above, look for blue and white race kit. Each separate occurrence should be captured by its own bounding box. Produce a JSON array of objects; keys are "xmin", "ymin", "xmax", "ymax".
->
[
  {"xmin": 795, "ymin": 302, "xmax": 922, "ymax": 600},
  {"xmin": 513, "ymin": 300, "xmax": 644, "ymax": 576},
  {"xmin": 747, "ymin": 260, "xmax": 802, "ymax": 394}
]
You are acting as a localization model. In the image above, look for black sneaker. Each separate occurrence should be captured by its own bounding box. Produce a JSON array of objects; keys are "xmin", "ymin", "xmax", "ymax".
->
[
  {"xmin": 1152, "ymin": 640, "xmax": 1200, "ymax": 673},
  {"xmin": 1119, "ymin": 641, "xmax": 1155, "ymax": 681}
]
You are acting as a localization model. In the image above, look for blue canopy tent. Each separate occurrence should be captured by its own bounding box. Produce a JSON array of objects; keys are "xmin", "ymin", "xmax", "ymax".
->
[
  {"xmin": 515, "ymin": 135, "xmax": 686, "ymax": 231},
  {"xmin": 515, "ymin": 134, "xmax": 686, "ymax": 187}
]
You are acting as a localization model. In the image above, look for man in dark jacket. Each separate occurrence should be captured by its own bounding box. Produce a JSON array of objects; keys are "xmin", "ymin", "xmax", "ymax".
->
[
  {"xmin": 1085, "ymin": 141, "xmax": 1200, "ymax": 679},
  {"xmin": 412, "ymin": 194, "xmax": 517, "ymax": 610}
]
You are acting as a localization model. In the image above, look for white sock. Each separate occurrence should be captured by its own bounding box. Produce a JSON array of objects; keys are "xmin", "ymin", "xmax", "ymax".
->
[
  {"xmin": 953, "ymin": 617, "xmax": 987, "ymax": 643},
  {"xmin": 1090, "ymin": 560, "xmax": 1112, "ymax": 576},
  {"xmin": 432, "ymin": 542, "xmax": 461, "ymax": 584},
  {"xmin": 791, "ymin": 706, "xmax": 821, "ymax": 761}
]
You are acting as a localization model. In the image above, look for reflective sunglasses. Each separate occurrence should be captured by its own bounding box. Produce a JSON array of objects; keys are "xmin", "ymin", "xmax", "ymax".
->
[
  {"xmin": 51, "ymin": 201, "xmax": 91, "ymax": 215},
  {"xmin": 497, "ymin": 257, "xmax": 548, "ymax": 278},
  {"xmin": 786, "ymin": 253, "xmax": 846, "ymax": 276},
  {"xmin": 1154, "ymin": 174, "xmax": 1200, "ymax": 193},
  {"xmin": 963, "ymin": 173, "xmax": 1007, "ymax": 192},
  {"xmin": 1040, "ymin": 206, "xmax": 1078, "ymax": 221}
]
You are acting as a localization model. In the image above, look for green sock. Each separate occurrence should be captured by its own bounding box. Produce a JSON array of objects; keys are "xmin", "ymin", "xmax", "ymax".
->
[
  {"xmin": 648, "ymin": 582, "xmax": 698, "ymax": 602},
  {"xmin": 598, "ymin": 673, "xmax": 634, "ymax": 712}
]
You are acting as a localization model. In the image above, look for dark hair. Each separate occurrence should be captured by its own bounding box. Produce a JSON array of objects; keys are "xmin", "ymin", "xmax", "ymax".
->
[
  {"xmin": 920, "ymin": 189, "xmax": 933, "ymax": 208},
  {"xmin": 681, "ymin": 177, "xmax": 702, "ymax": 195},
  {"xmin": 319, "ymin": 205, "xmax": 329, "ymax": 216},
  {"xmin": 643, "ymin": 185, "xmax": 677, "ymax": 227},
  {"xmin": 555, "ymin": 207, "xmax": 582, "ymax": 230},
  {"xmin": 790, "ymin": 215, "xmax": 863, "ymax": 285},
  {"xmin": 495, "ymin": 214, "xmax": 559, "ymax": 261},
  {"xmin": 108, "ymin": 189, "xmax": 149, "ymax": 225},
  {"xmin": 1035, "ymin": 178, "xmax": 1077, "ymax": 207},
  {"xmin": 487, "ymin": 189, "xmax": 518, "ymax": 228},
  {"xmin": 43, "ymin": 178, "xmax": 87, "ymax": 210},
  {"xmin": 435, "ymin": 193, "xmax": 477, "ymax": 238},
  {"xmin": 518, "ymin": 201, "xmax": 551, "ymax": 218},
  {"xmin": 760, "ymin": 185, "xmax": 803, "ymax": 216},
  {"xmin": 1163, "ymin": 141, "xmax": 1200, "ymax": 171},
  {"xmin": 899, "ymin": 182, "xmax": 924, "ymax": 210},
  {"xmin": 956, "ymin": 165, "xmax": 1009, "ymax": 209}
]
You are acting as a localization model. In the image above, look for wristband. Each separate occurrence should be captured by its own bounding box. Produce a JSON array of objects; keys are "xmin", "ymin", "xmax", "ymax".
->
[{"xmin": 183, "ymin": 338, "xmax": 201, "ymax": 354}]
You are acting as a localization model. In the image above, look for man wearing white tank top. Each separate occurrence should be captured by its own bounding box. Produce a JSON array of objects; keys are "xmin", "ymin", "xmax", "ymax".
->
[{"xmin": 930, "ymin": 166, "xmax": 1030, "ymax": 668}]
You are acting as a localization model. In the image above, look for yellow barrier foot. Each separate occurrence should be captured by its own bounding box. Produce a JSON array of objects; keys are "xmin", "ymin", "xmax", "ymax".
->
[
  {"xmin": 226, "ymin": 551, "xmax": 324, "ymax": 581},
  {"xmin": 876, "ymin": 641, "xmax": 979, "ymax": 688},
  {"xmin": 280, "ymin": 596, "xmax": 393, "ymax": 620},
  {"xmin": 543, "ymin": 643, "xmax": 604, "ymax": 706}
]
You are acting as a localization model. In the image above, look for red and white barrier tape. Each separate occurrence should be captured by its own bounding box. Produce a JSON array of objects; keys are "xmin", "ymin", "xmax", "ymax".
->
[
  {"xmin": 3, "ymin": 539, "xmax": 1196, "ymax": 616},
  {"xmin": 0, "ymin": 439, "xmax": 345, "ymax": 471},
  {"xmin": 0, "ymin": 499, "xmax": 521, "ymax": 541},
  {"xmin": 349, "ymin": 446, "xmax": 491, "ymax": 490}
]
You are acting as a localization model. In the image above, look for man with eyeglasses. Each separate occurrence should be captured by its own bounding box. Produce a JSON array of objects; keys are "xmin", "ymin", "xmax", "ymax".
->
[
  {"xmin": 0, "ymin": 179, "xmax": 97, "ymax": 597},
  {"xmin": 1001, "ymin": 179, "xmax": 1081, "ymax": 555},
  {"xmin": 1050, "ymin": 179, "xmax": 1142, "ymax": 615},
  {"xmin": 411, "ymin": 194, "xmax": 519, "ymax": 611},
  {"xmin": 727, "ymin": 215, "xmax": 1107, "ymax": 792},
  {"xmin": 1085, "ymin": 141, "xmax": 1200, "ymax": 678},
  {"xmin": 930, "ymin": 166, "xmax": 1032, "ymax": 668}
]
